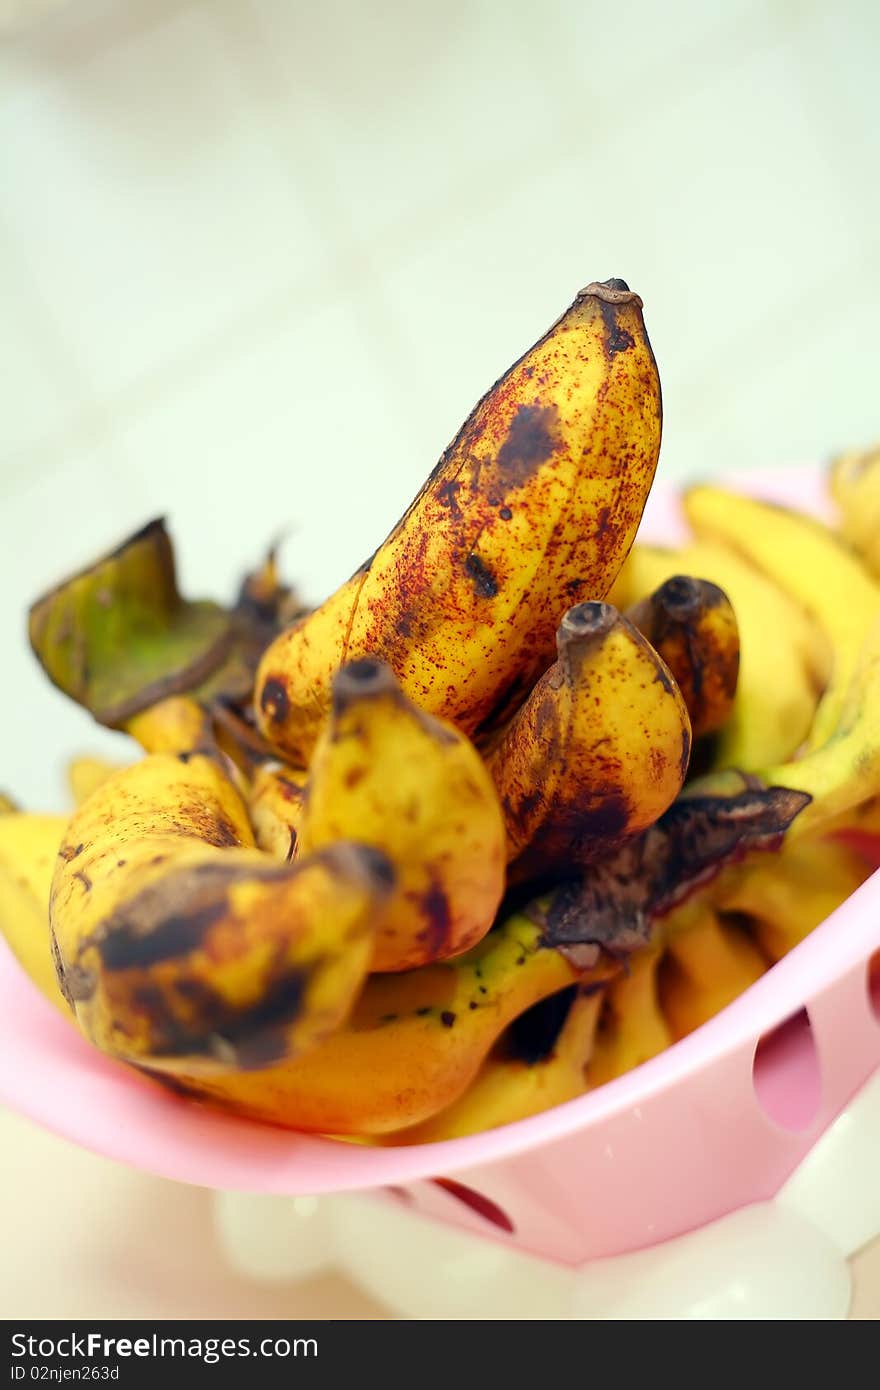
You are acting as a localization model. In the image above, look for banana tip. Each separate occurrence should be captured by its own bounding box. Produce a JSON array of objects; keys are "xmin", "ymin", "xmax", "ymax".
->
[
  {"xmin": 656, "ymin": 575, "xmax": 703, "ymax": 617},
  {"xmin": 577, "ymin": 278, "xmax": 642, "ymax": 308},
  {"xmin": 332, "ymin": 657, "xmax": 398, "ymax": 711},
  {"xmin": 560, "ymin": 601, "xmax": 618, "ymax": 642}
]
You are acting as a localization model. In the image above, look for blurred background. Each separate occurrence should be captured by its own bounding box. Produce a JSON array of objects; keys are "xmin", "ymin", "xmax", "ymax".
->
[{"xmin": 1, "ymin": 0, "xmax": 878, "ymax": 1318}]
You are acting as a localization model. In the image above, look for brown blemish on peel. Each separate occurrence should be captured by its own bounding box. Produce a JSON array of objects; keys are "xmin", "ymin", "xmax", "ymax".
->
[
  {"xmin": 420, "ymin": 880, "xmax": 452, "ymax": 958},
  {"xmin": 495, "ymin": 403, "xmax": 561, "ymax": 489},
  {"xmin": 259, "ymin": 676, "xmax": 290, "ymax": 724},
  {"xmin": 60, "ymin": 843, "xmax": 84, "ymax": 862},
  {"xmin": 73, "ymin": 869, "xmax": 92, "ymax": 892},
  {"xmin": 464, "ymin": 552, "xmax": 499, "ymax": 598},
  {"xmin": 95, "ymin": 898, "xmax": 229, "ymax": 970}
]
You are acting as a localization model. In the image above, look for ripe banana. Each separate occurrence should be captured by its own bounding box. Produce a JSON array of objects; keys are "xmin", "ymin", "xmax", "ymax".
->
[
  {"xmin": 247, "ymin": 762, "xmax": 307, "ymax": 861},
  {"xmin": 683, "ymin": 485, "xmax": 880, "ymax": 753},
  {"xmin": 658, "ymin": 909, "xmax": 768, "ymax": 1040},
  {"xmin": 0, "ymin": 810, "xmax": 69, "ymax": 1013},
  {"xmin": 125, "ymin": 695, "xmax": 214, "ymax": 756},
  {"xmin": 298, "ymin": 660, "xmax": 505, "ymax": 972},
  {"xmin": 255, "ymin": 280, "xmax": 662, "ymax": 765},
  {"xmin": 386, "ymin": 985, "xmax": 603, "ymax": 1143},
  {"xmin": 67, "ymin": 756, "xmax": 126, "ymax": 807},
  {"xmin": 689, "ymin": 614, "xmax": 880, "ymax": 837},
  {"xmin": 141, "ymin": 910, "xmax": 613, "ymax": 1134},
  {"xmin": 829, "ymin": 442, "xmax": 880, "ymax": 580},
  {"xmin": 50, "ymin": 754, "xmax": 392, "ymax": 1067},
  {"xmin": 486, "ymin": 601, "xmax": 691, "ymax": 881},
  {"xmin": 626, "ymin": 575, "xmax": 739, "ymax": 740},
  {"xmin": 716, "ymin": 831, "xmax": 871, "ymax": 962},
  {"xmin": 587, "ymin": 945, "xmax": 671, "ymax": 1085},
  {"xmin": 609, "ymin": 539, "xmax": 826, "ymax": 767}
]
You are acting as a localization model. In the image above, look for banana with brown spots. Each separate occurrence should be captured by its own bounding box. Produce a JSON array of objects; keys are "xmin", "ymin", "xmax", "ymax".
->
[
  {"xmin": 486, "ymin": 602, "xmax": 691, "ymax": 883},
  {"xmin": 296, "ymin": 659, "xmax": 506, "ymax": 972},
  {"xmin": 50, "ymin": 753, "xmax": 393, "ymax": 1069},
  {"xmin": 140, "ymin": 909, "xmax": 614, "ymax": 1135},
  {"xmin": 626, "ymin": 575, "xmax": 740, "ymax": 740},
  {"xmin": 256, "ymin": 279, "xmax": 662, "ymax": 765}
]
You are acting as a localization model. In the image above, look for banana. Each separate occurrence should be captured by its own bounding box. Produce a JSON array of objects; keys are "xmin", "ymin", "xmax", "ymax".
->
[
  {"xmin": 0, "ymin": 811, "xmax": 69, "ymax": 1013},
  {"xmin": 125, "ymin": 695, "xmax": 214, "ymax": 756},
  {"xmin": 0, "ymin": 792, "xmax": 20, "ymax": 814},
  {"xmin": 658, "ymin": 909, "xmax": 768, "ymax": 1040},
  {"xmin": 255, "ymin": 280, "xmax": 662, "ymax": 765},
  {"xmin": 486, "ymin": 602, "xmax": 691, "ymax": 881},
  {"xmin": 609, "ymin": 539, "xmax": 826, "ymax": 767},
  {"xmin": 716, "ymin": 831, "xmax": 870, "ymax": 962},
  {"xmin": 626, "ymin": 575, "xmax": 739, "ymax": 740},
  {"xmin": 247, "ymin": 762, "xmax": 308, "ymax": 861},
  {"xmin": 683, "ymin": 485, "xmax": 880, "ymax": 753},
  {"xmin": 298, "ymin": 660, "xmax": 506, "ymax": 971},
  {"xmin": 587, "ymin": 945, "xmax": 671, "ymax": 1085},
  {"xmin": 50, "ymin": 753, "xmax": 392, "ymax": 1067},
  {"xmin": 67, "ymin": 756, "xmax": 126, "ymax": 807},
  {"xmin": 689, "ymin": 614, "xmax": 880, "ymax": 837},
  {"xmin": 140, "ymin": 910, "xmax": 614, "ymax": 1135},
  {"xmin": 829, "ymin": 443, "xmax": 880, "ymax": 580},
  {"xmin": 385, "ymin": 985, "xmax": 603, "ymax": 1143}
]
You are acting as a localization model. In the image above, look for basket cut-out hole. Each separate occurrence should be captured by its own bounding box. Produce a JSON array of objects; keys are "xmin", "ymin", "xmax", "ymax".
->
[
  {"xmin": 869, "ymin": 950, "xmax": 880, "ymax": 1024},
  {"xmin": 752, "ymin": 1007, "xmax": 821, "ymax": 1131},
  {"xmin": 431, "ymin": 1178, "xmax": 515, "ymax": 1233}
]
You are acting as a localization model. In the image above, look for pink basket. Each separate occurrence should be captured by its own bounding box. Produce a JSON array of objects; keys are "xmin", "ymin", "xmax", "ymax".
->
[{"xmin": 2, "ymin": 465, "xmax": 878, "ymax": 1267}]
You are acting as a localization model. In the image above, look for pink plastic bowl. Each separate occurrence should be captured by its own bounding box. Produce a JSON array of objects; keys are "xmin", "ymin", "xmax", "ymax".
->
[{"xmin": 1, "ymin": 466, "xmax": 878, "ymax": 1266}]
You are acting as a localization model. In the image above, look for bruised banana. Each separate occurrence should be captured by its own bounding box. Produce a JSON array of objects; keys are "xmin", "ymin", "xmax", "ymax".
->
[
  {"xmin": 609, "ymin": 539, "xmax": 826, "ymax": 767},
  {"xmin": 626, "ymin": 575, "xmax": 739, "ymax": 740},
  {"xmin": 715, "ymin": 831, "xmax": 871, "ymax": 962},
  {"xmin": 684, "ymin": 485, "xmax": 880, "ymax": 753},
  {"xmin": 298, "ymin": 660, "xmax": 506, "ymax": 972},
  {"xmin": 829, "ymin": 442, "xmax": 880, "ymax": 580},
  {"xmin": 256, "ymin": 280, "xmax": 662, "ymax": 765},
  {"xmin": 0, "ymin": 810, "xmax": 69, "ymax": 1013},
  {"xmin": 487, "ymin": 602, "xmax": 691, "ymax": 881},
  {"xmin": 587, "ymin": 945, "xmax": 671, "ymax": 1085},
  {"xmin": 141, "ymin": 910, "xmax": 614, "ymax": 1135},
  {"xmin": 386, "ymin": 986, "xmax": 603, "ymax": 1143},
  {"xmin": 658, "ymin": 909, "xmax": 767, "ymax": 1040},
  {"xmin": 50, "ymin": 754, "xmax": 392, "ymax": 1067}
]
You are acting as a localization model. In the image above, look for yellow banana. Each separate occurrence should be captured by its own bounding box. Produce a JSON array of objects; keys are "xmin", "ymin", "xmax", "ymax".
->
[
  {"xmin": 0, "ymin": 811, "xmax": 69, "ymax": 1013},
  {"xmin": 50, "ymin": 754, "xmax": 392, "ymax": 1068},
  {"xmin": 626, "ymin": 575, "xmax": 739, "ymax": 740},
  {"xmin": 67, "ymin": 756, "xmax": 126, "ymax": 807},
  {"xmin": 609, "ymin": 539, "xmax": 826, "ymax": 767},
  {"xmin": 386, "ymin": 985, "xmax": 603, "ymax": 1143},
  {"xmin": 829, "ymin": 442, "xmax": 880, "ymax": 580},
  {"xmin": 587, "ymin": 945, "xmax": 671, "ymax": 1085},
  {"xmin": 486, "ymin": 602, "xmax": 691, "ymax": 880},
  {"xmin": 683, "ymin": 485, "xmax": 880, "ymax": 752},
  {"xmin": 125, "ymin": 695, "xmax": 214, "ymax": 756},
  {"xmin": 255, "ymin": 280, "xmax": 662, "ymax": 764},
  {"xmin": 716, "ymin": 831, "xmax": 870, "ymax": 962},
  {"xmin": 658, "ymin": 909, "xmax": 767, "ymax": 1040},
  {"xmin": 247, "ymin": 762, "xmax": 308, "ymax": 861},
  {"xmin": 141, "ymin": 910, "xmax": 612, "ymax": 1135},
  {"xmin": 298, "ymin": 660, "xmax": 506, "ymax": 972},
  {"xmin": 689, "ymin": 615, "xmax": 880, "ymax": 837}
]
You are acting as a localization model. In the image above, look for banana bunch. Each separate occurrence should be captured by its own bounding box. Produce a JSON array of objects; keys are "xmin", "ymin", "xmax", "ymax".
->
[{"xmin": 4, "ymin": 285, "xmax": 879, "ymax": 1149}]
